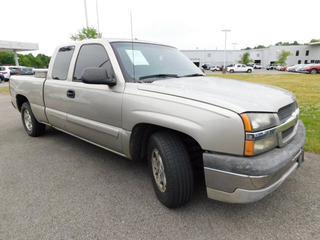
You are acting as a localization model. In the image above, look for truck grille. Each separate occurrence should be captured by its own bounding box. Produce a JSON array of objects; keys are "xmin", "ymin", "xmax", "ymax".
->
[
  {"xmin": 277, "ymin": 101, "xmax": 299, "ymax": 147},
  {"xmin": 282, "ymin": 126, "xmax": 295, "ymax": 139},
  {"xmin": 277, "ymin": 101, "xmax": 298, "ymax": 123}
]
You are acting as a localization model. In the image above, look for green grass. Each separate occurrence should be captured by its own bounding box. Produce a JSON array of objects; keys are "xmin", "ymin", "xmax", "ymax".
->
[
  {"xmin": 0, "ymin": 86, "xmax": 9, "ymax": 93},
  {"xmin": 207, "ymin": 73, "xmax": 320, "ymax": 154}
]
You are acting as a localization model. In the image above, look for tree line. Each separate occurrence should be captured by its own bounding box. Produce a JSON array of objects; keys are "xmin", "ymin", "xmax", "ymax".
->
[
  {"xmin": 243, "ymin": 39, "xmax": 320, "ymax": 50},
  {"xmin": 0, "ymin": 52, "xmax": 51, "ymax": 68}
]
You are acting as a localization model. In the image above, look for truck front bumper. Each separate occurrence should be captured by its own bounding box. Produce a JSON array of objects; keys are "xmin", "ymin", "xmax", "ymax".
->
[{"xmin": 203, "ymin": 120, "xmax": 306, "ymax": 203}]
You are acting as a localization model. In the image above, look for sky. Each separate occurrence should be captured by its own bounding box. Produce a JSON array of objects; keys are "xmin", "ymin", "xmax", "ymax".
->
[{"xmin": 2, "ymin": 0, "xmax": 320, "ymax": 56}]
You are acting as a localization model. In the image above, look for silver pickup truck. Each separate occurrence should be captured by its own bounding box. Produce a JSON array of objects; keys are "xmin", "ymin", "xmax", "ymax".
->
[{"xmin": 10, "ymin": 39, "xmax": 305, "ymax": 208}]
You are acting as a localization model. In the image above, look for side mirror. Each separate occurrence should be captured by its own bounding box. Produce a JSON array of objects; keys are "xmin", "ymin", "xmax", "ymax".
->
[{"xmin": 81, "ymin": 67, "xmax": 116, "ymax": 86}]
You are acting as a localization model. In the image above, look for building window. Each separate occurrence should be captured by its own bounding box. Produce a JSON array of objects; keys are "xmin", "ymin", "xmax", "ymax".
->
[
  {"xmin": 298, "ymin": 60, "xmax": 301, "ymax": 64},
  {"xmin": 296, "ymin": 50, "xmax": 299, "ymax": 56},
  {"xmin": 311, "ymin": 60, "xmax": 315, "ymax": 63},
  {"xmin": 208, "ymin": 53, "xmax": 211, "ymax": 58},
  {"xmin": 304, "ymin": 60, "xmax": 308, "ymax": 64},
  {"xmin": 257, "ymin": 53, "xmax": 260, "ymax": 57},
  {"xmin": 306, "ymin": 50, "xmax": 309, "ymax": 56}
]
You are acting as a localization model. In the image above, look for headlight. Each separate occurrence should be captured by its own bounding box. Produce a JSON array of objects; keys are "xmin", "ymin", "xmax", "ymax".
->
[
  {"xmin": 241, "ymin": 113, "xmax": 277, "ymax": 132},
  {"xmin": 241, "ymin": 113, "xmax": 278, "ymax": 156}
]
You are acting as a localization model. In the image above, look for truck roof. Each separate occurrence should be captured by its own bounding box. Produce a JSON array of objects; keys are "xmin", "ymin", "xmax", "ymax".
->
[{"xmin": 58, "ymin": 38, "xmax": 173, "ymax": 48}]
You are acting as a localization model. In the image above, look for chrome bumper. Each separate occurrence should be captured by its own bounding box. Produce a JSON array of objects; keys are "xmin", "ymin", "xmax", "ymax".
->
[{"xmin": 203, "ymin": 120, "xmax": 306, "ymax": 203}]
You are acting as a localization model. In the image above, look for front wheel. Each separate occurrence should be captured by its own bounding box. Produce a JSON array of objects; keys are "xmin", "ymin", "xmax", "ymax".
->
[
  {"xmin": 148, "ymin": 131, "xmax": 194, "ymax": 208},
  {"xmin": 310, "ymin": 68, "xmax": 318, "ymax": 74},
  {"xmin": 21, "ymin": 102, "xmax": 45, "ymax": 137}
]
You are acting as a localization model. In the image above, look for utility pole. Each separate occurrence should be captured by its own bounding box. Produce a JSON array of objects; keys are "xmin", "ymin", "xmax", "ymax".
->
[
  {"xmin": 84, "ymin": 0, "xmax": 89, "ymax": 28},
  {"xmin": 222, "ymin": 29, "xmax": 230, "ymax": 74},
  {"xmin": 96, "ymin": 0, "xmax": 100, "ymax": 32}
]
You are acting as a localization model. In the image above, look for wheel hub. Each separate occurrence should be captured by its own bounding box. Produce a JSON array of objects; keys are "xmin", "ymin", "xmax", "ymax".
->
[
  {"xmin": 151, "ymin": 149, "xmax": 167, "ymax": 193},
  {"xmin": 24, "ymin": 110, "xmax": 33, "ymax": 131}
]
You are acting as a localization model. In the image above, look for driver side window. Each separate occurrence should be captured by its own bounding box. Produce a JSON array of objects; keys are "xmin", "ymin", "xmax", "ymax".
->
[{"xmin": 73, "ymin": 44, "xmax": 114, "ymax": 81}]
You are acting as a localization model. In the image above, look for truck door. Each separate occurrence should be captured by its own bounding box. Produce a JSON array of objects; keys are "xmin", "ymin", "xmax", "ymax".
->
[{"xmin": 45, "ymin": 43, "xmax": 124, "ymax": 153}]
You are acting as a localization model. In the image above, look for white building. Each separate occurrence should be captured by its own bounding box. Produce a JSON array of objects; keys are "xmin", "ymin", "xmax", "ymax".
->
[
  {"xmin": 181, "ymin": 42, "xmax": 320, "ymax": 68},
  {"xmin": 0, "ymin": 40, "xmax": 39, "ymax": 66}
]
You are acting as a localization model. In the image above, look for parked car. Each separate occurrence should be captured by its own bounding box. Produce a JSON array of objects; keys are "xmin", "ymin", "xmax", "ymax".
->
[
  {"xmin": 303, "ymin": 64, "xmax": 320, "ymax": 74},
  {"xmin": 201, "ymin": 64, "xmax": 212, "ymax": 70},
  {"xmin": 0, "ymin": 66, "xmax": 11, "ymax": 81},
  {"xmin": 0, "ymin": 73, "xmax": 4, "ymax": 82},
  {"xmin": 210, "ymin": 65, "xmax": 221, "ymax": 71},
  {"xmin": 9, "ymin": 67, "xmax": 24, "ymax": 75},
  {"xmin": 227, "ymin": 64, "xmax": 253, "ymax": 73},
  {"xmin": 248, "ymin": 63, "xmax": 262, "ymax": 69},
  {"xmin": 20, "ymin": 67, "xmax": 34, "ymax": 75},
  {"xmin": 286, "ymin": 64, "xmax": 300, "ymax": 72},
  {"xmin": 266, "ymin": 65, "xmax": 275, "ymax": 70},
  {"xmin": 296, "ymin": 64, "xmax": 311, "ymax": 73}
]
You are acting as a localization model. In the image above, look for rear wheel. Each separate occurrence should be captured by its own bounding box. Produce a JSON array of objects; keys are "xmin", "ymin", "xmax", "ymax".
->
[
  {"xmin": 21, "ymin": 102, "xmax": 45, "ymax": 137},
  {"xmin": 148, "ymin": 131, "xmax": 194, "ymax": 208},
  {"xmin": 247, "ymin": 69, "xmax": 252, "ymax": 73},
  {"xmin": 230, "ymin": 69, "xmax": 234, "ymax": 73}
]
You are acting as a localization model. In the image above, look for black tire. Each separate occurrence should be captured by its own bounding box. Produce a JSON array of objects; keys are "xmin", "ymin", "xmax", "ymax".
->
[
  {"xmin": 21, "ymin": 102, "xmax": 45, "ymax": 137},
  {"xmin": 230, "ymin": 69, "xmax": 234, "ymax": 73},
  {"xmin": 148, "ymin": 131, "xmax": 194, "ymax": 208},
  {"xmin": 247, "ymin": 69, "xmax": 252, "ymax": 73},
  {"xmin": 310, "ymin": 68, "xmax": 318, "ymax": 74}
]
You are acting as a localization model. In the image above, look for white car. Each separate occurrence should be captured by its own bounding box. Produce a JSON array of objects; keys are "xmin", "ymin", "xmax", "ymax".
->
[
  {"xmin": 0, "ymin": 66, "xmax": 11, "ymax": 81},
  {"xmin": 210, "ymin": 65, "xmax": 221, "ymax": 71}
]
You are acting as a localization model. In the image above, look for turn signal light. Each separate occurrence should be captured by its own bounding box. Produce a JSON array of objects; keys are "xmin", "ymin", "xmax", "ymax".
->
[
  {"xmin": 241, "ymin": 114, "xmax": 252, "ymax": 132},
  {"xmin": 245, "ymin": 141, "xmax": 254, "ymax": 156}
]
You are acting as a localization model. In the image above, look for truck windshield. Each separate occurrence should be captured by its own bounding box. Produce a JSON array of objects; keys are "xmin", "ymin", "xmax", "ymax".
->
[{"xmin": 111, "ymin": 42, "xmax": 204, "ymax": 82}]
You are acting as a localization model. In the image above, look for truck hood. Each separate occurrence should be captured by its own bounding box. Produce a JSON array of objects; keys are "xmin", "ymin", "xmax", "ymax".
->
[{"xmin": 137, "ymin": 76, "xmax": 296, "ymax": 113}]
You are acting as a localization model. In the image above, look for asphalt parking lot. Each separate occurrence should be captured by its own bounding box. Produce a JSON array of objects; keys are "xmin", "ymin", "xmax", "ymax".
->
[{"xmin": 0, "ymin": 90, "xmax": 319, "ymax": 239}]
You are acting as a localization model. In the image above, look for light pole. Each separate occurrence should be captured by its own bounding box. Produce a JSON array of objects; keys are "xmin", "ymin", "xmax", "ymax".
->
[
  {"xmin": 222, "ymin": 29, "xmax": 230, "ymax": 74},
  {"xmin": 84, "ymin": 0, "xmax": 89, "ymax": 28},
  {"xmin": 96, "ymin": 0, "xmax": 100, "ymax": 32},
  {"xmin": 232, "ymin": 42, "xmax": 237, "ymax": 64}
]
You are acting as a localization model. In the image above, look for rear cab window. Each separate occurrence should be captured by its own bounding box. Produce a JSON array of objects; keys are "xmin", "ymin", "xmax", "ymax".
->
[{"xmin": 52, "ymin": 46, "xmax": 75, "ymax": 80}]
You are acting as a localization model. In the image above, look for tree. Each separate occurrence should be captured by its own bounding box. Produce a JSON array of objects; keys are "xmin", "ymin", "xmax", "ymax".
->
[
  {"xmin": 0, "ymin": 52, "xmax": 50, "ymax": 68},
  {"xmin": 0, "ymin": 52, "xmax": 15, "ymax": 65},
  {"xmin": 254, "ymin": 45, "xmax": 266, "ymax": 49},
  {"xmin": 276, "ymin": 50, "xmax": 292, "ymax": 66},
  {"xmin": 310, "ymin": 39, "xmax": 320, "ymax": 43},
  {"xmin": 71, "ymin": 27, "xmax": 102, "ymax": 41},
  {"xmin": 238, "ymin": 52, "xmax": 253, "ymax": 65}
]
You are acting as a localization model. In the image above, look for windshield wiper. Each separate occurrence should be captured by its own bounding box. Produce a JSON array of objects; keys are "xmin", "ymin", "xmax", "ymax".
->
[
  {"xmin": 179, "ymin": 73, "xmax": 205, "ymax": 78},
  {"xmin": 139, "ymin": 74, "xmax": 179, "ymax": 81}
]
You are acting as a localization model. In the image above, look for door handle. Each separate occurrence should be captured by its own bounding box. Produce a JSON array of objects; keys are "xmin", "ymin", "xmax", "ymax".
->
[{"xmin": 67, "ymin": 90, "xmax": 75, "ymax": 98}]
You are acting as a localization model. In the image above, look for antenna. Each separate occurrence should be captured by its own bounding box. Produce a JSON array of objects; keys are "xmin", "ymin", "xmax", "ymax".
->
[
  {"xmin": 130, "ymin": 11, "xmax": 134, "ymax": 41},
  {"xmin": 130, "ymin": 11, "xmax": 136, "ymax": 81}
]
